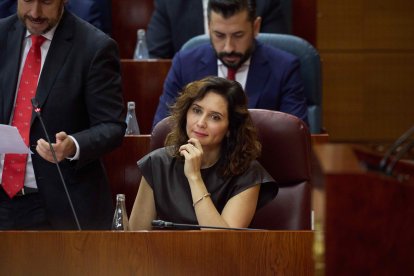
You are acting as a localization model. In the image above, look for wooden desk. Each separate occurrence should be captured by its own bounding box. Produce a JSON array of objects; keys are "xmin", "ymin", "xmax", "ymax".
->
[
  {"xmin": 0, "ymin": 231, "xmax": 314, "ymax": 275},
  {"xmin": 314, "ymin": 144, "xmax": 414, "ymax": 275}
]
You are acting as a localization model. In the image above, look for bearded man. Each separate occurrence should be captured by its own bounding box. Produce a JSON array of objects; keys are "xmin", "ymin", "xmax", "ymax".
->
[
  {"xmin": 0, "ymin": 0, "xmax": 125, "ymax": 230},
  {"xmin": 153, "ymin": 0, "xmax": 308, "ymax": 128}
]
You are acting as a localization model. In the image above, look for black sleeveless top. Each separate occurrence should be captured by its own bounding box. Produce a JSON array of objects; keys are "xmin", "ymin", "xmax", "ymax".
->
[{"xmin": 138, "ymin": 147, "xmax": 278, "ymax": 225}]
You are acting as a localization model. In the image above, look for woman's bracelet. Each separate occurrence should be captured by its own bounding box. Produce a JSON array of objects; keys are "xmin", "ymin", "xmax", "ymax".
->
[{"xmin": 193, "ymin": 192, "xmax": 211, "ymax": 207}]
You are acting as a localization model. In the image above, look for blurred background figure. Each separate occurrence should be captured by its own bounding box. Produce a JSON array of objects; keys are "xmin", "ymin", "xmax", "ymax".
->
[
  {"xmin": 153, "ymin": 0, "xmax": 307, "ymax": 128},
  {"xmin": 147, "ymin": 0, "xmax": 290, "ymax": 58}
]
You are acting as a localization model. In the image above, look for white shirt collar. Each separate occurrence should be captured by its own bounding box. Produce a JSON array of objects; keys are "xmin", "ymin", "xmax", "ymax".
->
[
  {"xmin": 24, "ymin": 7, "xmax": 63, "ymax": 41},
  {"xmin": 24, "ymin": 22, "xmax": 58, "ymax": 41},
  {"xmin": 217, "ymin": 58, "xmax": 251, "ymax": 89},
  {"xmin": 217, "ymin": 58, "xmax": 251, "ymax": 67}
]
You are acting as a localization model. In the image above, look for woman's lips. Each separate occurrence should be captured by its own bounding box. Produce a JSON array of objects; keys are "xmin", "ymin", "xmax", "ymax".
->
[
  {"xmin": 193, "ymin": 130, "xmax": 208, "ymax": 138},
  {"xmin": 223, "ymin": 56, "xmax": 239, "ymax": 63}
]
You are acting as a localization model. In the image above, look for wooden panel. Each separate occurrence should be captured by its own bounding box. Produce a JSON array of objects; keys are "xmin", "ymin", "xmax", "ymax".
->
[
  {"xmin": 317, "ymin": 0, "xmax": 414, "ymax": 142},
  {"xmin": 293, "ymin": 0, "xmax": 317, "ymax": 46},
  {"xmin": 311, "ymin": 133, "xmax": 330, "ymax": 144},
  {"xmin": 321, "ymin": 52, "xmax": 414, "ymax": 142},
  {"xmin": 111, "ymin": 0, "xmax": 154, "ymax": 58},
  {"xmin": 325, "ymin": 172, "xmax": 414, "ymax": 275},
  {"xmin": 103, "ymin": 135, "xmax": 150, "ymax": 213},
  {"xmin": 314, "ymin": 144, "xmax": 414, "ymax": 275},
  {"xmin": 317, "ymin": 0, "xmax": 414, "ymax": 50},
  {"xmin": 121, "ymin": 59, "xmax": 171, "ymax": 134},
  {"xmin": 0, "ymin": 231, "xmax": 314, "ymax": 276},
  {"xmin": 313, "ymin": 144, "xmax": 363, "ymax": 174}
]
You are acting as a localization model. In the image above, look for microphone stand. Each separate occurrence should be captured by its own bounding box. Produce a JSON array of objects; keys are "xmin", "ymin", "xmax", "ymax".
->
[
  {"xmin": 379, "ymin": 125, "xmax": 414, "ymax": 172},
  {"xmin": 31, "ymin": 98, "xmax": 82, "ymax": 230},
  {"xmin": 152, "ymin": 220, "xmax": 263, "ymax": 231},
  {"xmin": 385, "ymin": 139, "xmax": 414, "ymax": 176}
]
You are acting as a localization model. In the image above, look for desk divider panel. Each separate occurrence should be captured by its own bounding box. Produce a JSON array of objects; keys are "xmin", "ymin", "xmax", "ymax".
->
[{"xmin": 121, "ymin": 59, "xmax": 171, "ymax": 135}]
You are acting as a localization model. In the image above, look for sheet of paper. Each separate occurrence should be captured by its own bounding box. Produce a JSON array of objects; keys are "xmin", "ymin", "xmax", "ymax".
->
[{"xmin": 0, "ymin": 124, "xmax": 31, "ymax": 154}]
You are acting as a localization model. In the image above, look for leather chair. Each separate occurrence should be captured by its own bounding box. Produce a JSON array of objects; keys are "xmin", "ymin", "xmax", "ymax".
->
[
  {"xmin": 181, "ymin": 33, "xmax": 323, "ymax": 134},
  {"xmin": 150, "ymin": 109, "xmax": 312, "ymax": 230}
]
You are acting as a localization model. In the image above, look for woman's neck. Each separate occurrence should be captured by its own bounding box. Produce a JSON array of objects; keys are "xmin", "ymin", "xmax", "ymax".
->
[{"xmin": 201, "ymin": 147, "xmax": 221, "ymax": 169}]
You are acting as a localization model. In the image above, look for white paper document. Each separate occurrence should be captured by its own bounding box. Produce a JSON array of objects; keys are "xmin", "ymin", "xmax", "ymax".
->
[{"xmin": 0, "ymin": 124, "xmax": 31, "ymax": 154}]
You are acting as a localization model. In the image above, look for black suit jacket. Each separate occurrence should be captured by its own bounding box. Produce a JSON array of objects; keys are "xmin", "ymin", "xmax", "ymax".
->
[
  {"xmin": 0, "ymin": 11, "xmax": 125, "ymax": 229},
  {"xmin": 147, "ymin": 0, "xmax": 289, "ymax": 58}
]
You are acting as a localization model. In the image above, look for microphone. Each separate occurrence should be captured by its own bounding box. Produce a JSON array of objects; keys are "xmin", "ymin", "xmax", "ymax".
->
[
  {"xmin": 31, "ymin": 98, "xmax": 82, "ymax": 230},
  {"xmin": 151, "ymin": 220, "xmax": 263, "ymax": 231},
  {"xmin": 385, "ymin": 139, "xmax": 414, "ymax": 176},
  {"xmin": 379, "ymin": 125, "xmax": 414, "ymax": 172}
]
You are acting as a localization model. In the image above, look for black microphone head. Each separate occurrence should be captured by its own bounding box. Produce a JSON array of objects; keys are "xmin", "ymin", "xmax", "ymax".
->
[
  {"xmin": 151, "ymin": 220, "xmax": 166, "ymax": 227},
  {"xmin": 380, "ymin": 125, "xmax": 414, "ymax": 172}
]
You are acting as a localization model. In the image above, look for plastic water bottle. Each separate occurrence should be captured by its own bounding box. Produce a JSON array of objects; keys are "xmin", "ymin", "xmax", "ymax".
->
[
  {"xmin": 133, "ymin": 29, "xmax": 149, "ymax": 60},
  {"xmin": 125, "ymin": 101, "xmax": 140, "ymax": 135},
  {"xmin": 111, "ymin": 194, "xmax": 129, "ymax": 231}
]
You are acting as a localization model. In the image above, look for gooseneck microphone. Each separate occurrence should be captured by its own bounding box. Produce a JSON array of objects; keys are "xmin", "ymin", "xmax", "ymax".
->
[
  {"xmin": 31, "ymin": 98, "xmax": 82, "ymax": 230},
  {"xmin": 385, "ymin": 139, "xmax": 414, "ymax": 176},
  {"xmin": 152, "ymin": 220, "xmax": 263, "ymax": 231},
  {"xmin": 379, "ymin": 125, "xmax": 414, "ymax": 172}
]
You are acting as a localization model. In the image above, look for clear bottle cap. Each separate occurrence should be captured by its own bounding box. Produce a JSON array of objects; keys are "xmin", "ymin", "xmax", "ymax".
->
[
  {"xmin": 127, "ymin": 101, "xmax": 135, "ymax": 109},
  {"xmin": 116, "ymin": 194, "xmax": 125, "ymax": 201},
  {"xmin": 137, "ymin": 29, "xmax": 146, "ymax": 39}
]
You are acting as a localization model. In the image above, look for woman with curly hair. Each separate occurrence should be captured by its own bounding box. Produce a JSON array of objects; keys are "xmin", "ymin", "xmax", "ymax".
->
[{"xmin": 130, "ymin": 76, "xmax": 278, "ymax": 230}]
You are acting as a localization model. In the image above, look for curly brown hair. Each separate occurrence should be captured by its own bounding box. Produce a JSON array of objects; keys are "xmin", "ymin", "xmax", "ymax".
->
[{"xmin": 165, "ymin": 76, "xmax": 261, "ymax": 177}]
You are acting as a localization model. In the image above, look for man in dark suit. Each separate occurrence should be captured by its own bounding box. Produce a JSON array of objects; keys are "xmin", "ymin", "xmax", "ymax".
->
[
  {"xmin": 153, "ymin": 0, "xmax": 307, "ymax": 128},
  {"xmin": 0, "ymin": 0, "xmax": 125, "ymax": 230},
  {"xmin": 0, "ymin": 0, "xmax": 112, "ymax": 34},
  {"xmin": 147, "ymin": 0, "xmax": 289, "ymax": 58}
]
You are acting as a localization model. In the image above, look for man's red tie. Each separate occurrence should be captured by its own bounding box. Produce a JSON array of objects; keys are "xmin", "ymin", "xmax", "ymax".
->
[
  {"xmin": 2, "ymin": 35, "xmax": 46, "ymax": 198},
  {"xmin": 227, "ymin": 67, "xmax": 237, "ymax": 81}
]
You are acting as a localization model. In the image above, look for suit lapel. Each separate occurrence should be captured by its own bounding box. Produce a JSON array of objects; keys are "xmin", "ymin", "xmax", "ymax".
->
[
  {"xmin": 245, "ymin": 42, "xmax": 270, "ymax": 108},
  {"xmin": 32, "ymin": 11, "xmax": 74, "ymax": 125},
  {"xmin": 1, "ymin": 18, "xmax": 25, "ymax": 124}
]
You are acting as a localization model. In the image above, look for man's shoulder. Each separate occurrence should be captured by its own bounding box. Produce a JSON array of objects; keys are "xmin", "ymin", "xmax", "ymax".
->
[
  {"xmin": 60, "ymin": 11, "xmax": 114, "ymax": 47},
  {"xmin": 65, "ymin": 11, "xmax": 107, "ymax": 36},
  {"xmin": 175, "ymin": 43, "xmax": 214, "ymax": 61},
  {"xmin": 252, "ymin": 41, "xmax": 300, "ymax": 71},
  {"xmin": 0, "ymin": 14, "xmax": 18, "ymax": 30},
  {"xmin": 65, "ymin": 0, "xmax": 112, "ymax": 34},
  {"xmin": 256, "ymin": 41, "xmax": 298, "ymax": 63},
  {"xmin": 179, "ymin": 42, "xmax": 213, "ymax": 55}
]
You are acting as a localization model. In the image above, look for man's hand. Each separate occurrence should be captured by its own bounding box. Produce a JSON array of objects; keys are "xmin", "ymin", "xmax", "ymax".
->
[{"xmin": 36, "ymin": 132, "xmax": 76, "ymax": 163}]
